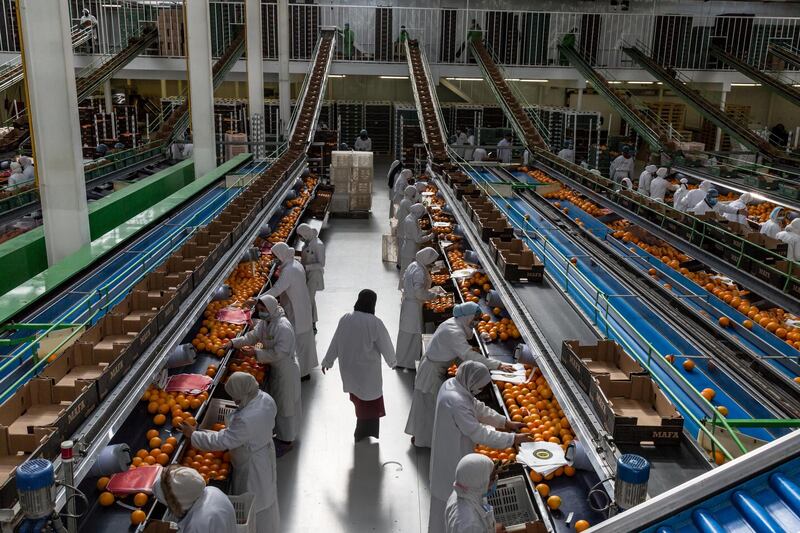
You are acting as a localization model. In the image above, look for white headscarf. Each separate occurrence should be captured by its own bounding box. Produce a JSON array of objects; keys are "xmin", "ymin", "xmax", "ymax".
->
[
  {"xmin": 225, "ymin": 371, "xmax": 260, "ymax": 408},
  {"xmin": 404, "ymin": 185, "xmax": 418, "ymax": 201},
  {"xmin": 9, "ymin": 162, "xmax": 21, "ymax": 173},
  {"xmin": 415, "ymin": 247, "xmax": 439, "ymax": 266},
  {"xmin": 410, "ymin": 203, "xmax": 427, "ymax": 218},
  {"xmin": 154, "ymin": 466, "xmax": 206, "ymax": 518},
  {"xmin": 788, "ymin": 218, "xmax": 800, "ymax": 235},
  {"xmin": 739, "ymin": 192, "xmax": 753, "ymax": 205},
  {"xmin": 296, "ymin": 223, "xmax": 317, "ymax": 241},
  {"xmin": 257, "ymin": 294, "xmax": 284, "ymax": 320},
  {"xmin": 645, "ymin": 164, "xmax": 657, "ymax": 174},
  {"xmin": 271, "ymin": 242, "xmax": 295, "ymax": 264},
  {"xmin": 656, "ymin": 167, "xmax": 668, "ymax": 178},
  {"xmin": 452, "ymin": 454, "xmax": 496, "ymax": 532},
  {"xmin": 699, "ymin": 180, "xmax": 712, "ymax": 192},
  {"xmin": 455, "ymin": 360, "xmax": 491, "ymax": 395}
]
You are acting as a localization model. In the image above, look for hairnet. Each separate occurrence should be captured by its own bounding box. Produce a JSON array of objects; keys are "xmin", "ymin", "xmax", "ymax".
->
[
  {"xmin": 453, "ymin": 301, "xmax": 481, "ymax": 318},
  {"xmin": 159, "ymin": 465, "xmax": 205, "ymax": 517},
  {"xmin": 415, "ymin": 181, "xmax": 428, "ymax": 193},
  {"xmin": 739, "ymin": 192, "xmax": 753, "ymax": 205},
  {"xmin": 354, "ymin": 289, "xmax": 377, "ymax": 314},
  {"xmin": 296, "ymin": 223, "xmax": 317, "ymax": 241},
  {"xmin": 788, "ymin": 218, "xmax": 800, "ymax": 234},
  {"xmin": 271, "ymin": 242, "xmax": 294, "ymax": 264},
  {"xmin": 18, "ymin": 156, "xmax": 31, "ymax": 167},
  {"xmin": 680, "ymin": 178, "xmax": 688, "ymax": 185},
  {"xmin": 699, "ymin": 181, "xmax": 712, "ymax": 191},
  {"xmin": 399, "ymin": 169, "xmax": 413, "ymax": 182},
  {"xmin": 404, "ymin": 185, "xmax": 417, "ymax": 200},
  {"xmin": 590, "ymin": 169, "xmax": 602, "ymax": 176},
  {"xmin": 258, "ymin": 294, "xmax": 280, "ymax": 315},
  {"xmin": 645, "ymin": 165, "xmax": 657, "ymax": 173},
  {"xmin": 416, "ymin": 247, "xmax": 439, "ymax": 266},
  {"xmin": 621, "ymin": 145, "xmax": 631, "ymax": 154},
  {"xmin": 656, "ymin": 167, "xmax": 668, "ymax": 178},
  {"xmin": 410, "ymin": 203, "xmax": 427, "ymax": 218},
  {"xmin": 453, "ymin": 453, "xmax": 494, "ymax": 500},
  {"xmin": 769, "ymin": 206, "xmax": 782, "ymax": 221},
  {"xmin": 9, "ymin": 162, "xmax": 20, "ymax": 172},
  {"xmin": 360, "ymin": 129, "xmax": 368, "ymax": 136},
  {"xmin": 225, "ymin": 372, "xmax": 259, "ymax": 407},
  {"xmin": 456, "ymin": 360, "xmax": 492, "ymax": 395}
]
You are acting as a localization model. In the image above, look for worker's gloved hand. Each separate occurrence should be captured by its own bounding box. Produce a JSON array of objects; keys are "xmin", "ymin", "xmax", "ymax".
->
[
  {"xmin": 480, "ymin": 332, "xmax": 492, "ymax": 342},
  {"xmin": 424, "ymin": 233, "xmax": 434, "ymax": 242},
  {"xmin": 498, "ymin": 364, "xmax": 515, "ymax": 373},
  {"xmin": 513, "ymin": 433, "xmax": 533, "ymax": 445},
  {"xmin": 505, "ymin": 420, "xmax": 525, "ymax": 432},
  {"xmin": 240, "ymin": 346, "xmax": 256, "ymax": 356}
]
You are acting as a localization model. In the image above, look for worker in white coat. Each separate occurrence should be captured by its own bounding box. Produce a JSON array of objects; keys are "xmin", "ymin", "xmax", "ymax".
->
[
  {"xmin": 721, "ymin": 192, "xmax": 753, "ymax": 226},
  {"xmin": 691, "ymin": 189, "xmax": 742, "ymax": 219},
  {"xmin": 637, "ymin": 164, "xmax": 657, "ymax": 196},
  {"xmin": 396, "ymin": 185, "xmax": 419, "ymax": 227},
  {"xmin": 609, "ymin": 145, "xmax": 635, "ymax": 183},
  {"xmin": 649, "ymin": 167, "xmax": 677, "ymax": 202},
  {"xmin": 322, "ymin": 289, "xmax": 397, "ymax": 440},
  {"xmin": 445, "ymin": 454, "xmax": 504, "ymax": 533},
  {"xmin": 496, "ymin": 134, "xmax": 513, "ymax": 164},
  {"xmin": 354, "ymin": 129, "xmax": 372, "ymax": 151},
  {"xmin": 398, "ymin": 203, "xmax": 434, "ymax": 276},
  {"xmin": 472, "ymin": 147, "xmax": 488, "ymax": 162},
  {"xmin": 296, "ymin": 223, "xmax": 325, "ymax": 330},
  {"xmin": 18, "ymin": 156, "xmax": 34, "ymax": 183},
  {"xmin": 396, "ymin": 248, "xmax": 440, "ymax": 370},
  {"xmin": 761, "ymin": 207, "xmax": 784, "ymax": 239},
  {"xmin": 6, "ymin": 162, "xmax": 30, "ymax": 189},
  {"xmin": 464, "ymin": 129, "xmax": 476, "ymax": 161},
  {"xmin": 391, "ymin": 168, "xmax": 413, "ymax": 219},
  {"xmin": 229, "ymin": 295, "xmax": 301, "ymax": 455},
  {"xmin": 182, "ymin": 372, "xmax": 279, "ymax": 533},
  {"xmin": 777, "ymin": 219, "xmax": 800, "ymax": 261},
  {"xmin": 679, "ymin": 180, "xmax": 712, "ymax": 212},
  {"xmin": 673, "ymin": 178, "xmax": 690, "ymax": 211},
  {"xmin": 153, "ymin": 465, "xmax": 237, "ymax": 533},
  {"xmin": 405, "ymin": 302, "xmax": 514, "ymax": 448},
  {"xmin": 428, "ymin": 362, "xmax": 530, "ymax": 533},
  {"xmin": 557, "ymin": 141, "xmax": 575, "ymax": 163},
  {"xmin": 267, "ymin": 242, "xmax": 317, "ymax": 379},
  {"xmin": 387, "ymin": 160, "xmax": 403, "ymax": 189}
]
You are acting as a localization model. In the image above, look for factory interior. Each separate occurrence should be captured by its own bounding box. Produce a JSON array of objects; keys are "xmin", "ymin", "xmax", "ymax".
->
[{"xmin": 1, "ymin": 0, "xmax": 800, "ymax": 532}]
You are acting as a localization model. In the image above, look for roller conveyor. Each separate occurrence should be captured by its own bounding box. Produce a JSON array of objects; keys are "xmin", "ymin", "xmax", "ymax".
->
[
  {"xmin": 404, "ymin": 39, "xmax": 449, "ymax": 162},
  {"xmin": 710, "ymin": 46, "xmax": 800, "ymax": 108},
  {"xmin": 768, "ymin": 42, "xmax": 800, "ymax": 70}
]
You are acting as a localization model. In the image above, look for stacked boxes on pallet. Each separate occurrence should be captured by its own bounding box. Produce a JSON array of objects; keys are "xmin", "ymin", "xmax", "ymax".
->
[{"xmin": 330, "ymin": 151, "xmax": 374, "ymax": 213}]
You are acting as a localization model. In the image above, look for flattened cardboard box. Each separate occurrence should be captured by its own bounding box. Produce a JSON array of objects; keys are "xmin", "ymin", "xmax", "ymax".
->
[{"xmin": 561, "ymin": 340, "xmax": 645, "ymax": 395}]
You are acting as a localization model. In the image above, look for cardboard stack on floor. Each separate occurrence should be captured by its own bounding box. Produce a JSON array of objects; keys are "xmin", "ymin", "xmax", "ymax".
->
[{"xmin": 330, "ymin": 150, "xmax": 373, "ymax": 214}]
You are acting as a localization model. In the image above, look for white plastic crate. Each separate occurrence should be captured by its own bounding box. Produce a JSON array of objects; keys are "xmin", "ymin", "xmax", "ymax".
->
[
  {"xmin": 487, "ymin": 475, "xmax": 537, "ymax": 528},
  {"xmin": 351, "ymin": 167, "xmax": 374, "ymax": 181},
  {"xmin": 331, "ymin": 193, "xmax": 350, "ymax": 213},
  {"xmin": 229, "ymin": 492, "xmax": 256, "ymax": 533},
  {"xmin": 351, "ymin": 151, "xmax": 373, "ymax": 168},
  {"xmin": 349, "ymin": 193, "xmax": 372, "ymax": 212},
  {"xmin": 199, "ymin": 398, "xmax": 236, "ymax": 430},
  {"xmin": 349, "ymin": 180, "xmax": 373, "ymax": 194},
  {"xmin": 331, "ymin": 166, "xmax": 352, "ymax": 183},
  {"xmin": 331, "ymin": 151, "xmax": 353, "ymax": 168}
]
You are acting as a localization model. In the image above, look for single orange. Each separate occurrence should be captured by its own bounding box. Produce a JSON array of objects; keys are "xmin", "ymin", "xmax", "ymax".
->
[
  {"xmin": 535, "ymin": 483, "xmax": 549, "ymax": 497},
  {"xmin": 575, "ymin": 520, "xmax": 591, "ymax": 532},
  {"xmin": 96, "ymin": 476, "xmax": 110, "ymax": 490},
  {"xmin": 98, "ymin": 492, "xmax": 115, "ymax": 506},
  {"xmin": 683, "ymin": 359, "xmax": 696, "ymax": 372},
  {"xmin": 133, "ymin": 493, "xmax": 148, "ymax": 507},
  {"xmin": 153, "ymin": 414, "xmax": 166, "ymax": 426},
  {"xmin": 130, "ymin": 510, "xmax": 146, "ymax": 525}
]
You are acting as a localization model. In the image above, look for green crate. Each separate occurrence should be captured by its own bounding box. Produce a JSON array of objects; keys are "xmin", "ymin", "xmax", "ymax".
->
[{"xmin": 777, "ymin": 182, "xmax": 800, "ymax": 200}]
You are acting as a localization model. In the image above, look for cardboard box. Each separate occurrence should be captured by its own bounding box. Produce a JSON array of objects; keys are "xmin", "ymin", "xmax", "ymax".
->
[
  {"xmin": 0, "ymin": 426, "xmax": 56, "ymax": 494},
  {"xmin": 41, "ymin": 343, "xmax": 104, "ymax": 403},
  {"xmin": 0, "ymin": 380, "xmax": 76, "ymax": 453},
  {"xmin": 589, "ymin": 374, "xmax": 683, "ymax": 445},
  {"xmin": 478, "ymin": 217, "xmax": 513, "ymax": 242},
  {"xmin": 111, "ymin": 290, "xmax": 163, "ymax": 334},
  {"xmin": 561, "ymin": 340, "xmax": 645, "ymax": 394},
  {"xmin": 743, "ymin": 232, "xmax": 787, "ymax": 261},
  {"xmin": 490, "ymin": 238, "xmax": 544, "ymax": 282},
  {"xmin": 80, "ymin": 314, "xmax": 140, "ymax": 363}
]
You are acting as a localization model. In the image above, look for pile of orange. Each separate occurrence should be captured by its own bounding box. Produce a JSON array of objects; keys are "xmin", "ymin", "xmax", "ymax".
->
[
  {"xmin": 458, "ymin": 272, "xmax": 492, "ymax": 304},
  {"xmin": 477, "ymin": 316, "xmax": 521, "ymax": 342},
  {"xmin": 268, "ymin": 206, "xmax": 303, "ymax": 243},
  {"xmin": 141, "ymin": 385, "xmax": 208, "ymax": 427},
  {"xmin": 430, "ymin": 273, "xmax": 450, "ymax": 285},
  {"xmin": 544, "ymin": 188, "xmax": 604, "ymax": 217},
  {"xmin": 525, "ymin": 169, "xmax": 558, "ymax": 185},
  {"xmin": 179, "ymin": 426, "xmax": 232, "ymax": 484},
  {"xmin": 131, "ymin": 430, "xmax": 179, "ymax": 469},
  {"xmin": 284, "ymin": 175, "xmax": 318, "ymax": 208},
  {"xmin": 424, "ymin": 294, "xmax": 455, "ymax": 313},
  {"xmin": 475, "ymin": 444, "xmax": 517, "ymax": 463},
  {"xmin": 228, "ymin": 353, "xmax": 266, "ymax": 384},
  {"xmin": 447, "ymin": 363, "xmax": 458, "ymax": 377}
]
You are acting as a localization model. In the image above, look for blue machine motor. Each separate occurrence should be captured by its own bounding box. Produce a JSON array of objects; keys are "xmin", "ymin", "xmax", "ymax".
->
[
  {"xmin": 16, "ymin": 459, "xmax": 55, "ymax": 520},
  {"xmin": 615, "ymin": 454, "xmax": 650, "ymax": 511}
]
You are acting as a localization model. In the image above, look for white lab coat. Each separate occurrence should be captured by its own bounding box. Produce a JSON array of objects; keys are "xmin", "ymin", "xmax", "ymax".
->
[
  {"xmin": 464, "ymin": 135, "xmax": 475, "ymax": 160},
  {"xmin": 322, "ymin": 311, "xmax": 397, "ymax": 400},
  {"xmin": 266, "ymin": 258, "xmax": 317, "ymax": 376},
  {"xmin": 300, "ymin": 237, "xmax": 325, "ymax": 324},
  {"xmin": 722, "ymin": 199, "xmax": 749, "ymax": 225},
  {"xmin": 7, "ymin": 172, "xmax": 32, "ymax": 189},
  {"xmin": 404, "ymin": 317, "xmax": 501, "ymax": 448},
  {"xmin": 175, "ymin": 486, "xmax": 237, "ymax": 533},
  {"xmin": 673, "ymin": 186, "xmax": 689, "ymax": 211},
  {"xmin": 496, "ymin": 139, "xmax": 512, "ymax": 163},
  {"xmin": 396, "ymin": 261, "xmax": 437, "ymax": 369},
  {"xmin": 777, "ymin": 230, "xmax": 800, "ymax": 261},
  {"xmin": 557, "ymin": 148, "xmax": 575, "ymax": 163},
  {"xmin": 428, "ymin": 378, "xmax": 514, "ymax": 533},
  {"xmin": 396, "ymin": 198, "xmax": 414, "ymax": 227},
  {"xmin": 392, "ymin": 171, "xmax": 412, "ymax": 216},
  {"xmin": 637, "ymin": 169, "xmax": 654, "ymax": 196},
  {"xmin": 20, "ymin": 164, "xmax": 34, "ymax": 183},
  {"xmin": 445, "ymin": 495, "xmax": 496, "ymax": 533},
  {"xmin": 231, "ymin": 316, "xmax": 301, "ymax": 442},
  {"xmin": 649, "ymin": 177, "xmax": 676, "ymax": 202},
  {"xmin": 680, "ymin": 187, "xmax": 709, "ymax": 212},
  {"xmin": 191, "ymin": 391, "xmax": 279, "ymax": 532},
  {"xmin": 691, "ymin": 200, "xmax": 739, "ymax": 217},
  {"xmin": 609, "ymin": 155, "xmax": 634, "ymax": 182},
  {"xmin": 398, "ymin": 213, "xmax": 433, "ymax": 275},
  {"xmin": 455, "ymin": 133, "xmax": 468, "ymax": 158},
  {"xmin": 761, "ymin": 219, "xmax": 782, "ymax": 239},
  {"xmin": 472, "ymin": 148, "xmax": 487, "ymax": 162},
  {"xmin": 354, "ymin": 137, "xmax": 372, "ymax": 151}
]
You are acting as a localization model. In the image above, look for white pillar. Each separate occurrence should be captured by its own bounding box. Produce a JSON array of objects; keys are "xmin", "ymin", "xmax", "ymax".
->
[
  {"xmin": 246, "ymin": 0, "xmax": 265, "ymax": 157},
  {"xmin": 103, "ymin": 79, "xmax": 113, "ymax": 114},
  {"xmin": 714, "ymin": 83, "xmax": 729, "ymax": 152},
  {"xmin": 185, "ymin": 0, "xmax": 216, "ymax": 175},
  {"xmin": 576, "ymin": 88, "xmax": 583, "ymax": 110},
  {"xmin": 160, "ymin": 79, "xmax": 167, "ymax": 99},
  {"xmin": 277, "ymin": 0, "xmax": 291, "ymax": 138},
  {"xmin": 18, "ymin": 0, "xmax": 89, "ymax": 265}
]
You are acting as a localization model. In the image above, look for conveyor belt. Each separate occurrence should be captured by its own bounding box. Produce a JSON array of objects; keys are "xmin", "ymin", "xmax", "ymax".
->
[
  {"xmin": 768, "ymin": 42, "xmax": 800, "ymax": 70},
  {"xmin": 710, "ymin": 46, "xmax": 800, "ymax": 108},
  {"xmin": 593, "ymin": 429, "xmax": 800, "ymax": 532},
  {"xmin": 405, "ymin": 39, "xmax": 449, "ymax": 162}
]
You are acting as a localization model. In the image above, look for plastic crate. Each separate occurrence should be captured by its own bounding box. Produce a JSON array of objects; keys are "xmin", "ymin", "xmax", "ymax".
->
[
  {"xmin": 199, "ymin": 398, "xmax": 236, "ymax": 430},
  {"xmin": 331, "ymin": 193, "xmax": 350, "ymax": 213},
  {"xmin": 349, "ymin": 193, "xmax": 372, "ymax": 212},
  {"xmin": 331, "ymin": 151, "xmax": 353, "ymax": 168},
  {"xmin": 351, "ymin": 151, "xmax": 373, "ymax": 168},
  {"xmin": 487, "ymin": 475, "xmax": 536, "ymax": 528},
  {"xmin": 349, "ymin": 180, "xmax": 373, "ymax": 194},
  {"xmin": 352, "ymin": 166, "xmax": 374, "ymax": 180},
  {"xmin": 229, "ymin": 492, "xmax": 256, "ymax": 533}
]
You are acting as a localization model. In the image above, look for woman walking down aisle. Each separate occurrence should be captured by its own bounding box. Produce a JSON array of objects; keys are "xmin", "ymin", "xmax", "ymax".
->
[
  {"xmin": 268, "ymin": 242, "xmax": 318, "ymax": 379},
  {"xmin": 296, "ymin": 223, "xmax": 326, "ymax": 331},
  {"xmin": 405, "ymin": 302, "xmax": 514, "ymax": 448},
  {"xmin": 322, "ymin": 289, "xmax": 397, "ymax": 441},
  {"xmin": 428, "ymin": 362, "xmax": 529, "ymax": 533},
  {"xmin": 182, "ymin": 372, "xmax": 280, "ymax": 533},
  {"xmin": 396, "ymin": 247, "xmax": 441, "ymax": 370},
  {"xmin": 229, "ymin": 295, "xmax": 301, "ymax": 456}
]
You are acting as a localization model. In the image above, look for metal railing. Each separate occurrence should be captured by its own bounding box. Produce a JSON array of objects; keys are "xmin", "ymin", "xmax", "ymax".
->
[{"xmin": 1, "ymin": 3, "xmax": 798, "ymax": 71}]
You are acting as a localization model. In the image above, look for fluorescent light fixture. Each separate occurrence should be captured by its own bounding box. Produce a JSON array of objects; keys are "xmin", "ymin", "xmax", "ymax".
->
[
  {"xmin": 445, "ymin": 77, "xmax": 483, "ymax": 81},
  {"xmin": 328, "ymin": 74, "xmax": 346, "ymax": 78},
  {"xmin": 515, "ymin": 79, "xmax": 549, "ymax": 83},
  {"xmin": 628, "ymin": 81, "xmax": 654, "ymax": 85},
  {"xmin": 379, "ymin": 75, "xmax": 408, "ymax": 80},
  {"xmin": 793, "ymin": 84, "xmax": 800, "ymax": 88},
  {"xmin": 101, "ymin": 2, "xmax": 122, "ymax": 6},
  {"xmin": 731, "ymin": 82, "xmax": 760, "ymax": 87},
  {"xmin": 607, "ymin": 81, "xmax": 622, "ymax": 84}
]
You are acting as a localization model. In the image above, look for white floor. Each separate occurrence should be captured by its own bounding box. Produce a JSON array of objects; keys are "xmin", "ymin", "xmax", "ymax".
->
[{"xmin": 277, "ymin": 160, "xmax": 431, "ymax": 532}]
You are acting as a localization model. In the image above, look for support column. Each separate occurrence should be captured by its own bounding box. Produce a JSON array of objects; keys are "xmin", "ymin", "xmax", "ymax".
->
[
  {"xmin": 103, "ymin": 79, "xmax": 113, "ymax": 114},
  {"xmin": 160, "ymin": 79, "xmax": 167, "ymax": 99},
  {"xmin": 277, "ymin": 0, "xmax": 291, "ymax": 138},
  {"xmin": 246, "ymin": 0, "xmax": 265, "ymax": 157},
  {"xmin": 714, "ymin": 82, "xmax": 730, "ymax": 152},
  {"xmin": 18, "ymin": 0, "xmax": 89, "ymax": 265},
  {"xmin": 575, "ymin": 79, "xmax": 586, "ymax": 111},
  {"xmin": 184, "ymin": 0, "xmax": 216, "ymax": 175}
]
